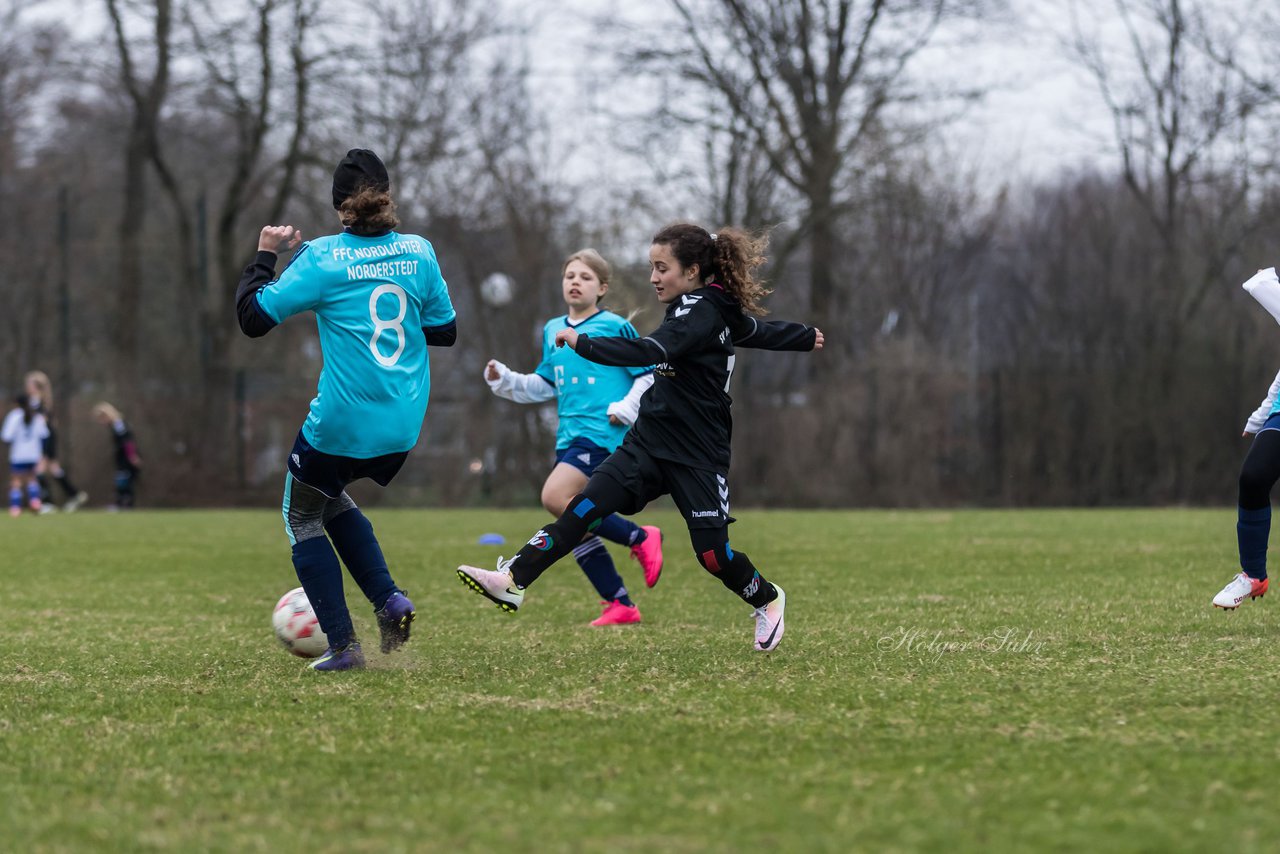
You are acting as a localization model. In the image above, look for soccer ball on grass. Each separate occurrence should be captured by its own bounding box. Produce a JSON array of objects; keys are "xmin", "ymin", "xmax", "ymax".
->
[{"xmin": 272, "ymin": 587, "xmax": 328, "ymax": 658}]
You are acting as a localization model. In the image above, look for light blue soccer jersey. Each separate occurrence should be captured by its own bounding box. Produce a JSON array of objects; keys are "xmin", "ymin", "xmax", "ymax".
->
[
  {"xmin": 533, "ymin": 310, "xmax": 651, "ymax": 452},
  {"xmin": 255, "ymin": 230, "xmax": 455, "ymax": 458}
]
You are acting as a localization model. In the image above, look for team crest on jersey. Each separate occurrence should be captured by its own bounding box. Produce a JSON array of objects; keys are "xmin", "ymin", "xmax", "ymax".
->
[{"xmin": 528, "ymin": 529, "xmax": 554, "ymax": 551}]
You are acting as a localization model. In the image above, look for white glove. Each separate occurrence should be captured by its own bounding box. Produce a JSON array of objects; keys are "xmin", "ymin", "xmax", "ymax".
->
[
  {"xmin": 484, "ymin": 359, "xmax": 509, "ymax": 392},
  {"xmin": 1244, "ymin": 267, "xmax": 1280, "ymax": 325},
  {"xmin": 484, "ymin": 359, "xmax": 556, "ymax": 404},
  {"xmin": 606, "ymin": 373, "xmax": 654, "ymax": 426}
]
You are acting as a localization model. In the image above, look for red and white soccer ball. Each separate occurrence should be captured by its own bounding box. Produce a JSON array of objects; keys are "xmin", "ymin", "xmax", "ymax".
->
[{"xmin": 272, "ymin": 587, "xmax": 328, "ymax": 658}]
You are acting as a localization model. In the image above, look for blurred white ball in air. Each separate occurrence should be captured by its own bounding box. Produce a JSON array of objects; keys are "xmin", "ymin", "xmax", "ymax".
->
[{"xmin": 480, "ymin": 272, "xmax": 514, "ymax": 307}]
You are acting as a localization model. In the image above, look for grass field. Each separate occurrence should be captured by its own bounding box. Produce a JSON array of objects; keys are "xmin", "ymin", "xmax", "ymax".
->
[{"xmin": 1, "ymin": 507, "xmax": 1276, "ymax": 852}]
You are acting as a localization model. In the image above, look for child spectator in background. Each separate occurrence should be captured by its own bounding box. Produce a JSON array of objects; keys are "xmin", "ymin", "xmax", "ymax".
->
[
  {"xmin": 25, "ymin": 371, "xmax": 88, "ymax": 512},
  {"xmin": 91, "ymin": 402, "xmax": 142, "ymax": 509},
  {"xmin": 3, "ymin": 395, "xmax": 48, "ymax": 517}
]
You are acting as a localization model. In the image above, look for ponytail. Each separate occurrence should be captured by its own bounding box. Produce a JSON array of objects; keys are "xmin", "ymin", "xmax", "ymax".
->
[
  {"xmin": 338, "ymin": 186, "xmax": 400, "ymax": 236},
  {"xmin": 651, "ymin": 223, "xmax": 772, "ymax": 314}
]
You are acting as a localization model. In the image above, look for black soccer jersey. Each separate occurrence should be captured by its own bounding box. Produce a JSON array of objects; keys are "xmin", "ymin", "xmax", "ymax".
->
[
  {"xmin": 109, "ymin": 420, "xmax": 141, "ymax": 472},
  {"xmin": 574, "ymin": 286, "xmax": 816, "ymax": 471}
]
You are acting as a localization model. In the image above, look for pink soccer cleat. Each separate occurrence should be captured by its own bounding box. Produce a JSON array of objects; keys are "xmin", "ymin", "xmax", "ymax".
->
[
  {"xmin": 630, "ymin": 526, "xmax": 665, "ymax": 588},
  {"xmin": 590, "ymin": 600, "xmax": 641, "ymax": 626},
  {"xmin": 752, "ymin": 585, "xmax": 786, "ymax": 652}
]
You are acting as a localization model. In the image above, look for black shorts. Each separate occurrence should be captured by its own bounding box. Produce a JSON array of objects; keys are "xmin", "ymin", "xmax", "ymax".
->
[
  {"xmin": 286, "ymin": 431, "xmax": 408, "ymax": 499},
  {"xmin": 593, "ymin": 443, "xmax": 733, "ymax": 529},
  {"xmin": 42, "ymin": 427, "xmax": 58, "ymax": 460}
]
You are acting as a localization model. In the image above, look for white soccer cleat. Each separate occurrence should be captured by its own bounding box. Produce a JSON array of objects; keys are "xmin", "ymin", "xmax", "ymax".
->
[
  {"xmin": 1213, "ymin": 571, "xmax": 1269, "ymax": 610},
  {"xmin": 457, "ymin": 557, "xmax": 524, "ymax": 613},
  {"xmin": 752, "ymin": 584, "xmax": 786, "ymax": 651}
]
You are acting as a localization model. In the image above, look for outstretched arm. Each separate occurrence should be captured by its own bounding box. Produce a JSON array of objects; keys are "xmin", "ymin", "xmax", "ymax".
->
[
  {"xmin": 484, "ymin": 360, "xmax": 556, "ymax": 404},
  {"xmin": 557, "ymin": 327, "xmax": 667, "ymax": 367},
  {"xmin": 732, "ymin": 315, "xmax": 823, "ymax": 351}
]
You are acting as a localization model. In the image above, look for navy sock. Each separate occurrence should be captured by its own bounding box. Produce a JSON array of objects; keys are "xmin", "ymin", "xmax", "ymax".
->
[
  {"xmin": 292, "ymin": 536, "xmax": 355, "ymax": 647},
  {"xmin": 325, "ymin": 508, "xmax": 397, "ymax": 611},
  {"xmin": 594, "ymin": 514, "xmax": 644, "ymax": 547},
  {"xmin": 572, "ymin": 536, "xmax": 633, "ymax": 606},
  {"xmin": 1238, "ymin": 505, "xmax": 1271, "ymax": 579}
]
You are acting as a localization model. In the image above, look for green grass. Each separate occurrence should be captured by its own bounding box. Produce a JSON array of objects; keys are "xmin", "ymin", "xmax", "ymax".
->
[{"xmin": 0, "ymin": 508, "xmax": 1275, "ymax": 852}]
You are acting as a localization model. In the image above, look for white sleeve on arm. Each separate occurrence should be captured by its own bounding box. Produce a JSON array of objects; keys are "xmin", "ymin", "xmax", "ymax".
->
[
  {"xmin": 484, "ymin": 360, "xmax": 556, "ymax": 404},
  {"xmin": 1245, "ymin": 367, "xmax": 1280, "ymax": 433},
  {"xmin": 1244, "ymin": 268, "xmax": 1280, "ymax": 325},
  {"xmin": 606, "ymin": 373, "xmax": 654, "ymax": 426}
]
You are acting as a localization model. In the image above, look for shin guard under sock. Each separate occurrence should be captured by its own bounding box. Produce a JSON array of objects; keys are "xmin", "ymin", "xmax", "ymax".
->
[
  {"xmin": 572, "ymin": 536, "xmax": 632, "ymax": 605},
  {"xmin": 697, "ymin": 541, "xmax": 778, "ymax": 608},
  {"xmin": 510, "ymin": 495, "xmax": 595, "ymax": 588},
  {"xmin": 325, "ymin": 508, "xmax": 397, "ymax": 610},
  {"xmin": 292, "ymin": 536, "xmax": 355, "ymax": 647},
  {"xmin": 594, "ymin": 514, "xmax": 644, "ymax": 547},
  {"xmin": 1238, "ymin": 505, "xmax": 1271, "ymax": 579}
]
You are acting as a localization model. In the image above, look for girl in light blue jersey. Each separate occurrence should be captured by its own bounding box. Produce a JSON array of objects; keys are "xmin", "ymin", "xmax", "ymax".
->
[
  {"xmin": 484, "ymin": 249, "xmax": 664, "ymax": 626},
  {"xmin": 235, "ymin": 149, "xmax": 458, "ymax": 671}
]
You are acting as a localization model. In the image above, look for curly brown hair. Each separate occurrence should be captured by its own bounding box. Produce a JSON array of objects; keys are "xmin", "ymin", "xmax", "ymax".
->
[
  {"xmin": 339, "ymin": 186, "xmax": 400, "ymax": 236},
  {"xmin": 650, "ymin": 223, "xmax": 772, "ymax": 314}
]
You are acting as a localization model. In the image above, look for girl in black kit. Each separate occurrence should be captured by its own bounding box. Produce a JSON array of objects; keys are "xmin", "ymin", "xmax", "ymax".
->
[
  {"xmin": 92, "ymin": 402, "xmax": 142, "ymax": 508},
  {"xmin": 458, "ymin": 223, "xmax": 824, "ymax": 651},
  {"xmin": 25, "ymin": 371, "xmax": 88, "ymax": 511}
]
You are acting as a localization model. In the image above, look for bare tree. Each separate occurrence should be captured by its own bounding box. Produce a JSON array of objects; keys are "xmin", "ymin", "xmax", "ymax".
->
[
  {"xmin": 1064, "ymin": 0, "xmax": 1274, "ymax": 324},
  {"xmin": 0, "ymin": 3, "xmax": 66, "ymax": 382},
  {"xmin": 184, "ymin": 0, "xmax": 321, "ymax": 375},
  {"xmin": 630, "ymin": 0, "xmax": 987, "ymax": 334},
  {"xmin": 105, "ymin": 0, "xmax": 177, "ymax": 381}
]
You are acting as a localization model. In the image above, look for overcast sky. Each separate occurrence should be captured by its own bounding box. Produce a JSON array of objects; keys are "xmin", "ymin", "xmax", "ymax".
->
[
  {"xmin": 521, "ymin": 0, "xmax": 1123, "ymax": 191},
  {"xmin": 37, "ymin": 0, "xmax": 1197, "ymax": 218}
]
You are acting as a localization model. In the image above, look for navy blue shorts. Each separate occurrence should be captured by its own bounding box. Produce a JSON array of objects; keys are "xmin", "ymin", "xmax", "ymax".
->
[
  {"xmin": 1261, "ymin": 412, "xmax": 1280, "ymax": 433},
  {"xmin": 286, "ymin": 431, "xmax": 408, "ymax": 499},
  {"xmin": 554, "ymin": 438, "xmax": 612, "ymax": 477},
  {"xmin": 10, "ymin": 462, "xmax": 36, "ymax": 476}
]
